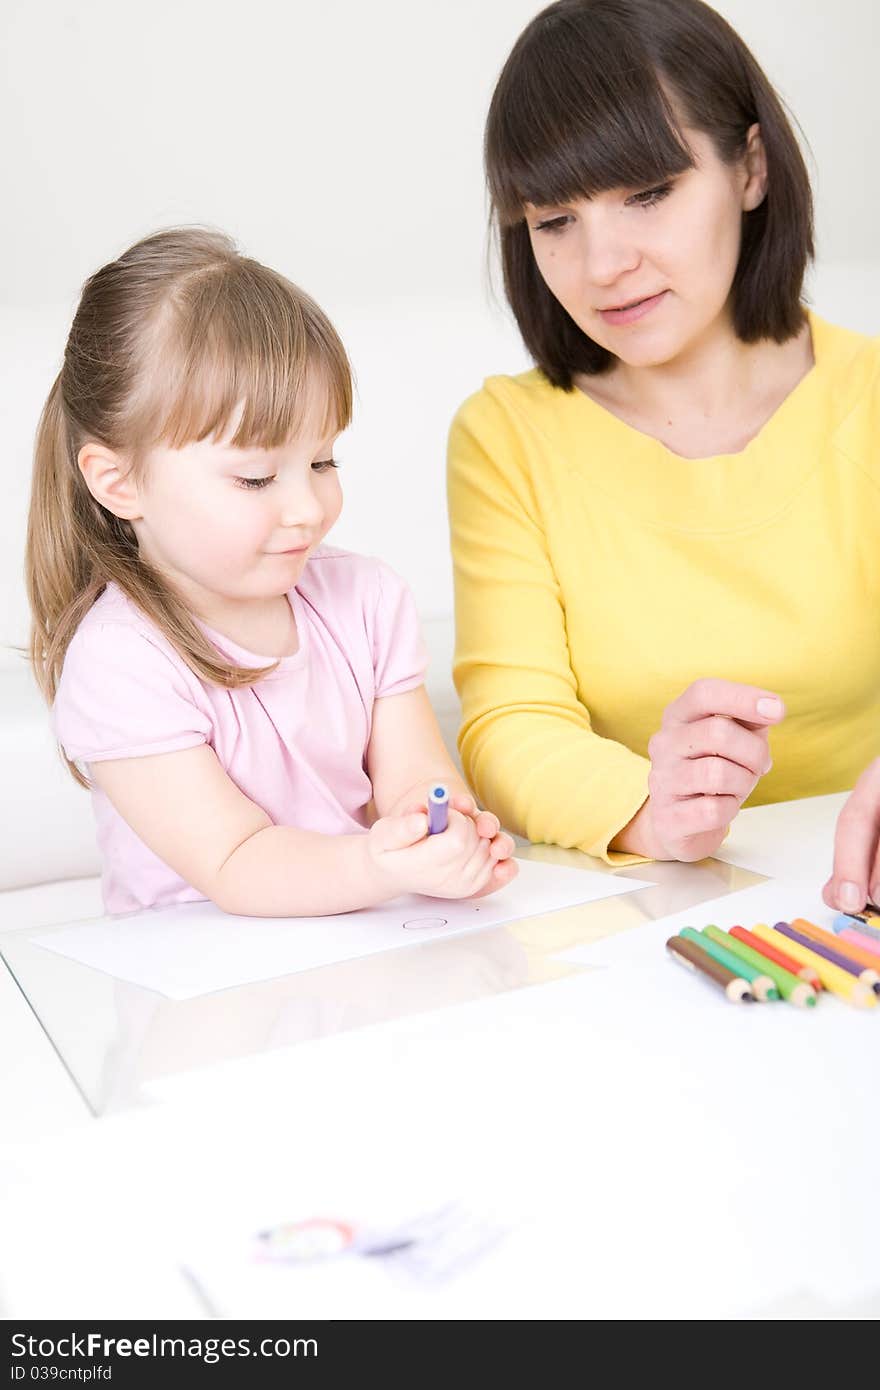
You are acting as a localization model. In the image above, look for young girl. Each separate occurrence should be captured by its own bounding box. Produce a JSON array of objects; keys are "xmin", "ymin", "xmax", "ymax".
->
[{"xmin": 27, "ymin": 227, "xmax": 516, "ymax": 917}]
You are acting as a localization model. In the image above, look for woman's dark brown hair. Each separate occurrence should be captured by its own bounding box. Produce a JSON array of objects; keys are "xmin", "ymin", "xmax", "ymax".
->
[{"xmin": 486, "ymin": 0, "xmax": 814, "ymax": 388}]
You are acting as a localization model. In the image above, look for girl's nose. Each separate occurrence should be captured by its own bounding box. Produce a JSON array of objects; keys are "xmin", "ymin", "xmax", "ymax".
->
[{"xmin": 278, "ymin": 478, "xmax": 324, "ymax": 530}]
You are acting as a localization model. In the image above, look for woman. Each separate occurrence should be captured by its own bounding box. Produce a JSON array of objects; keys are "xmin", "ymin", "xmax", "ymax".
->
[{"xmin": 447, "ymin": 0, "xmax": 880, "ymax": 909}]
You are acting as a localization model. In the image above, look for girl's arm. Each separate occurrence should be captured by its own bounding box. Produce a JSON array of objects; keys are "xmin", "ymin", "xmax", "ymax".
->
[
  {"xmin": 90, "ymin": 739, "xmax": 514, "ymax": 916},
  {"xmin": 366, "ymin": 686, "xmax": 517, "ymax": 887},
  {"xmin": 90, "ymin": 746, "xmax": 391, "ymax": 916},
  {"xmin": 366, "ymin": 685, "xmax": 470, "ymax": 815}
]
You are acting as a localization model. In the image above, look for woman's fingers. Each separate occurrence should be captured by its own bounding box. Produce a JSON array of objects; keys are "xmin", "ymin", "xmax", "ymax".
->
[
  {"xmin": 651, "ymin": 715, "xmax": 772, "ymax": 777},
  {"xmin": 650, "ymin": 753, "xmax": 755, "ymax": 802},
  {"xmin": 825, "ymin": 760, "xmax": 880, "ymax": 911},
  {"xmin": 662, "ymin": 679, "xmax": 785, "ymax": 733}
]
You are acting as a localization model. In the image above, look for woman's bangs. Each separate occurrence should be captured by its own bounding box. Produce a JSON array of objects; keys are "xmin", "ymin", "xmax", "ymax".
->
[{"xmin": 489, "ymin": 47, "xmax": 695, "ymax": 224}]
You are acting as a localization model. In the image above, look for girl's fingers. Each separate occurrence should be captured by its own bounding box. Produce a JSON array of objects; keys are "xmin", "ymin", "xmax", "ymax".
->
[
  {"xmin": 449, "ymin": 792, "xmax": 477, "ymax": 817},
  {"xmin": 488, "ymin": 831, "xmax": 515, "ymax": 860},
  {"xmin": 470, "ymin": 856, "xmax": 518, "ymax": 898},
  {"xmin": 474, "ymin": 809, "xmax": 501, "ymax": 839},
  {"xmin": 370, "ymin": 812, "xmax": 428, "ymax": 853}
]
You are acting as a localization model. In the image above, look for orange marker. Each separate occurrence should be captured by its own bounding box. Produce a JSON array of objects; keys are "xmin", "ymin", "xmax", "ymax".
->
[{"xmin": 729, "ymin": 925, "xmax": 823, "ymax": 992}]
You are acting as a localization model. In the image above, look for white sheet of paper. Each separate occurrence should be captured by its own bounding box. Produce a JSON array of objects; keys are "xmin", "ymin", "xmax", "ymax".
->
[
  {"xmin": 710, "ymin": 792, "xmax": 847, "ymax": 880},
  {"xmin": 29, "ymin": 858, "xmax": 654, "ymax": 1000},
  {"xmin": 554, "ymin": 875, "xmax": 835, "ymax": 969}
]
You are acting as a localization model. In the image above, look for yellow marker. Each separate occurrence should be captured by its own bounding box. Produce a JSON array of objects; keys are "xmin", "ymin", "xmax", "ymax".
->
[{"xmin": 751, "ymin": 923, "xmax": 876, "ymax": 1010}]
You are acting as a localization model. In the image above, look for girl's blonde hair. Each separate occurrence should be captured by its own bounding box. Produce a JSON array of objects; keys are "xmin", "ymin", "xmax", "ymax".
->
[{"xmin": 26, "ymin": 227, "xmax": 352, "ymax": 786}]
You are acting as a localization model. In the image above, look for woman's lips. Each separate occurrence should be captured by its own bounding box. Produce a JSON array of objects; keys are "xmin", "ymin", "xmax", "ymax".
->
[{"xmin": 598, "ymin": 290, "xmax": 668, "ymax": 326}]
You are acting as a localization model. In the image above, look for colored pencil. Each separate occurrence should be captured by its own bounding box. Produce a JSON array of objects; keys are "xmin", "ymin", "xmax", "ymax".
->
[
  {"xmin": 703, "ymin": 925, "xmax": 816, "ymax": 1008},
  {"xmin": 666, "ymin": 935, "xmax": 754, "ymax": 1003},
  {"xmin": 790, "ymin": 918, "xmax": 880, "ymax": 993},
  {"xmin": 750, "ymin": 923, "xmax": 876, "ymax": 1009},
  {"xmin": 775, "ymin": 921, "xmax": 880, "ymax": 993},
  {"xmin": 838, "ymin": 925, "xmax": 880, "ymax": 964},
  {"xmin": 833, "ymin": 913, "xmax": 880, "ymax": 944},
  {"xmin": 730, "ymin": 925, "xmax": 823, "ymax": 991},
  {"xmin": 683, "ymin": 927, "xmax": 778, "ymax": 1001}
]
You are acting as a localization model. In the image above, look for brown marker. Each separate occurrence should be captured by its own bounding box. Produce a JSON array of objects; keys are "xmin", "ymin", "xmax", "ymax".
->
[{"xmin": 666, "ymin": 935, "xmax": 755, "ymax": 1003}]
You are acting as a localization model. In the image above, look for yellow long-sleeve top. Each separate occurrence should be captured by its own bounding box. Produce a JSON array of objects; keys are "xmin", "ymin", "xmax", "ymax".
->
[{"xmin": 447, "ymin": 312, "xmax": 880, "ymax": 863}]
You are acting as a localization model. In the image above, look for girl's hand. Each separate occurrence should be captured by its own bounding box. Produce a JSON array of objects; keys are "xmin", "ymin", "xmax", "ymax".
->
[
  {"xmin": 823, "ymin": 759, "xmax": 880, "ymax": 913},
  {"xmin": 619, "ymin": 679, "xmax": 785, "ymax": 861},
  {"xmin": 366, "ymin": 806, "xmax": 518, "ymax": 900},
  {"xmin": 448, "ymin": 792, "xmax": 517, "ymax": 866}
]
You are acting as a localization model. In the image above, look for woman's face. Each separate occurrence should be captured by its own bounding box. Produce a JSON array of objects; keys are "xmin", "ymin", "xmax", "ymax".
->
[{"xmin": 525, "ymin": 126, "xmax": 767, "ymax": 370}]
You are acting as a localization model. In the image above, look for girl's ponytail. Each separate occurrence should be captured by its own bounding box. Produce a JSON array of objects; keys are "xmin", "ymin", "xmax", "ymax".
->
[{"xmin": 27, "ymin": 374, "xmax": 104, "ymax": 700}]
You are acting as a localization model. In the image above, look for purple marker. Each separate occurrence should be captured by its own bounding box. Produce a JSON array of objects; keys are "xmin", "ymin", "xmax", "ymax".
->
[
  {"xmin": 774, "ymin": 921, "xmax": 880, "ymax": 990},
  {"xmin": 427, "ymin": 784, "xmax": 449, "ymax": 835}
]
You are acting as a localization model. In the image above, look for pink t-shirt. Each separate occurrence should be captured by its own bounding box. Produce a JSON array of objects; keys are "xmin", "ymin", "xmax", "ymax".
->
[{"xmin": 53, "ymin": 547, "xmax": 428, "ymax": 914}]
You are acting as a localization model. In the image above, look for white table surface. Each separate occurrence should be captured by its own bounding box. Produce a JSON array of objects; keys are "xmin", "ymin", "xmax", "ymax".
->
[{"xmin": 2, "ymin": 793, "xmax": 878, "ymax": 1320}]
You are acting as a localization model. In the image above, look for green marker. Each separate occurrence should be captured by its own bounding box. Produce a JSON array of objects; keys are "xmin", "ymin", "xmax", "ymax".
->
[
  {"xmin": 680, "ymin": 926, "xmax": 780, "ymax": 1002},
  {"xmin": 702, "ymin": 925, "xmax": 817, "ymax": 1009}
]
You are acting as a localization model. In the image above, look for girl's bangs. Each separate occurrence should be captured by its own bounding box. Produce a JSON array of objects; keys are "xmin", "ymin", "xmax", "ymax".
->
[
  {"xmin": 488, "ymin": 41, "xmax": 696, "ymax": 224},
  {"xmin": 142, "ymin": 266, "xmax": 353, "ymax": 452}
]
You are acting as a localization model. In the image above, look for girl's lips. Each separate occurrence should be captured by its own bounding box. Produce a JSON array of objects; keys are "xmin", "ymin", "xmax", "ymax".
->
[{"xmin": 598, "ymin": 290, "xmax": 668, "ymax": 326}]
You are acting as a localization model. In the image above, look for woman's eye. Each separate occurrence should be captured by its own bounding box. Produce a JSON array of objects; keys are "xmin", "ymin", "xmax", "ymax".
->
[
  {"xmin": 312, "ymin": 458, "xmax": 339, "ymax": 472},
  {"xmin": 235, "ymin": 476, "xmax": 274, "ymax": 490},
  {"xmin": 627, "ymin": 183, "xmax": 673, "ymax": 209},
  {"xmin": 533, "ymin": 214, "xmax": 571, "ymax": 234}
]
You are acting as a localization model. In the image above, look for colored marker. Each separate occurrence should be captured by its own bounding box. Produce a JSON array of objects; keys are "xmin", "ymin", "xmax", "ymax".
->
[
  {"xmin": 703, "ymin": 926, "xmax": 816, "ymax": 1008},
  {"xmin": 427, "ymin": 783, "xmax": 449, "ymax": 835},
  {"xmin": 730, "ymin": 925, "xmax": 823, "ymax": 992},
  {"xmin": 837, "ymin": 925, "xmax": 880, "ymax": 964},
  {"xmin": 833, "ymin": 913, "xmax": 880, "ymax": 944},
  {"xmin": 666, "ymin": 935, "xmax": 754, "ymax": 1003},
  {"xmin": 789, "ymin": 918, "xmax": 880, "ymax": 993},
  {"xmin": 751, "ymin": 923, "xmax": 876, "ymax": 1009},
  {"xmin": 682, "ymin": 927, "xmax": 778, "ymax": 1001},
  {"xmin": 777, "ymin": 921, "xmax": 880, "ymax": 994}
]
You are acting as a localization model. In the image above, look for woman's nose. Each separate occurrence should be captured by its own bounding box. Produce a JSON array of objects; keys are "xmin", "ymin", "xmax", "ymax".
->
[{"xmin": 580, "ymin": 212, "xmax": 641, "ymax": 288}]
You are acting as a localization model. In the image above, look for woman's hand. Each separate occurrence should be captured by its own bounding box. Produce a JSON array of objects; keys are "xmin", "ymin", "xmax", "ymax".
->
[
  {"xmin": 823, "ymin": 759, "xmax": 880, "ymax": 914},
  {"xmin": 614, "ymin": 679, "xmax": 785, "ymax": 861},
  {"xmin": 366, "ymin": 805, "xmax": 518, "ymax": 900}
]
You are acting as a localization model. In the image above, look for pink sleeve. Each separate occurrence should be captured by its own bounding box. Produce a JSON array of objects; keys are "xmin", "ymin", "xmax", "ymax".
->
[
  {"xmin": 371, "ymin": 561, "xmax": 429, "ymax": 699},
  {"xmin": 52, "ymin": 620, "xmax": 212, "ymax": 764}
]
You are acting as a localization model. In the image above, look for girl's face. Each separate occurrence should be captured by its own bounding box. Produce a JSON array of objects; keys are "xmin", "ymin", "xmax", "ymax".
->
[
  {"xmin": 131, "ymin": 401, "xmax": 343, "ymax": 607},
  {"xmin": 525, "ymin": 126, "xmax": 767, "ymax": 371}
]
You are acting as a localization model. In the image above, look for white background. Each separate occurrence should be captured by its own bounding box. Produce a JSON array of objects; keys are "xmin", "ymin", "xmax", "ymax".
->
[{"xmin": 1, "ymin": 0, "xmax": 878, "ymax": 640}]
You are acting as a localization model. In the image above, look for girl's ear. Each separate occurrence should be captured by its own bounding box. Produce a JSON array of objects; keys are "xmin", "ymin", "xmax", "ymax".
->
[
  {"xmin": 77, "ymin": 443, "xmax": 144, "ymax": 520},
  {"xmin": 741, "ymin": 122, "xmax": 768, "ymax": 212}
]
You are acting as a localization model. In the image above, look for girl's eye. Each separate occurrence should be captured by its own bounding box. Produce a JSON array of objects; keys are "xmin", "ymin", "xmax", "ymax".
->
[
  {"xmin": 235, "ymin": 476, "xmax": 275, "ymax": 490},
  {"xmin": 312, "ymin": 458, "xmax": 339, "ymax": 473},
  {"xmin": 626, "ymin": 183, "xmax": 673, "ymax": 209},
  {"xmin": 533, "ymin": 214, "xmax": 572, "ymax": 235}
]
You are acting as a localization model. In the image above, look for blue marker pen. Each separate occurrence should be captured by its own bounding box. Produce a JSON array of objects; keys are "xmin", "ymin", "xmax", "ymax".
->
[{"xmin": 427, "ymin": 784, "xmax": 449, "ymax": 835}]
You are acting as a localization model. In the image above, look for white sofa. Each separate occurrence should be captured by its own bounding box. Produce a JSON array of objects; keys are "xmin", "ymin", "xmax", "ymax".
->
[{"xmin": 2, "ymin": 265, "xmax": 877, "ymax": 925}]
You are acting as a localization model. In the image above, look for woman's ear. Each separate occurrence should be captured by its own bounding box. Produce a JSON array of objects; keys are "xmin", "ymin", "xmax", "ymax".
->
[
  {"xmin": 78, "ymin": 443, "xmax": 144, "ymax": 520},
  {"xmin": 741, "ymin": 122, "xmax": 768, "ymax": 212}
]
